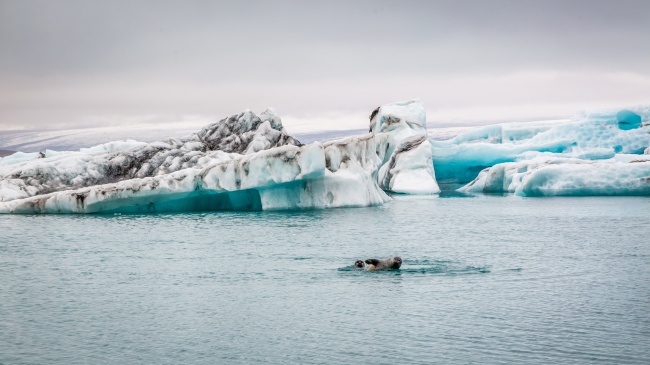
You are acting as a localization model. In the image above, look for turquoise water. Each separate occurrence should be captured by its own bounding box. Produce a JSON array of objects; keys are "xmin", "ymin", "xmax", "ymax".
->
[{"xmin": 1, "ymin": 196, "xmax": 649, "ymax": 364}]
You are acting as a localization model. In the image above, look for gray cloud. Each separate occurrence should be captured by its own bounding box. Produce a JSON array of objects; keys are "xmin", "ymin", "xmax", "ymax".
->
[{"xmin": 1, "ymin": 0, "xmax": 649, "ymax": 132}]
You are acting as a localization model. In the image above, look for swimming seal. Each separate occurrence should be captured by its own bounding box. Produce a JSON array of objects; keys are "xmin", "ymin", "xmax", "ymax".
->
[
  {"xmin": 353, "ymin": 256, "xmax": 402, "ymax": 271},
  {"xmin": 364, "ymin": 257, "xmax": 402, "ymax": 271}
]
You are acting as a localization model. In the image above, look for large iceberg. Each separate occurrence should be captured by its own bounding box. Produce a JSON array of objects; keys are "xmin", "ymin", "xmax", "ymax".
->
[
  {"xmin": 0, "ymin": 104, "xmax": 407, "ymax": 213},
  {"xmin": 0, "ymin": 109, "xmax": 301, "ymax": 202}
]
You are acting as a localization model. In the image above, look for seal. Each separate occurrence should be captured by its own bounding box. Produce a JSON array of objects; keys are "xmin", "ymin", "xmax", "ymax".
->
[
  {"xmin": 364, "ymin": 257, "xmax": 402, "ymax": 271},
  {"xmin": 353, "ymin": 256, "xmax": 402, "ymax": 271}
]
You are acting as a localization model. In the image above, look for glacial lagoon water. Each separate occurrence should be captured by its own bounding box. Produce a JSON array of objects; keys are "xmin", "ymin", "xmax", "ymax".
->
[{"xmin": 1, "ymin": 196, "xmax": 649, "ymax": 364}]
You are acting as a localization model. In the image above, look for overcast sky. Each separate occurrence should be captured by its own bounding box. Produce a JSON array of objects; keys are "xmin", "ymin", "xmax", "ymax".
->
[{"xmin": 1, "ymin": 0, "xmax": 649, "ymax": 133}]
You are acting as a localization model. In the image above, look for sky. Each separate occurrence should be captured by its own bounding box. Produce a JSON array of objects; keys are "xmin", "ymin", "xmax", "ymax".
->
[{"xmin": 1, "ymin": 0, "xmax": 649, "ymax": 134}]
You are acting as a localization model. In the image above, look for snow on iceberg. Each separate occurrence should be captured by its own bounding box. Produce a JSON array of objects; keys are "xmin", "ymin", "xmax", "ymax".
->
[
  {"xmin": 371, "ymin": 100, "xmax": 440, "ymax": 194},
  {"xmin": 431, "ymin": 107, "xmax": 650, "ymax": 189}
]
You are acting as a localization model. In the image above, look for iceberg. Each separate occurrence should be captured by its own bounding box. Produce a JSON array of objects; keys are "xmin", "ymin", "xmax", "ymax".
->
[
  {"xmin": 372, "ymin": 100, "xmax": 440, "ymax": 194},
  {"xmin": 459, "ymin": 154, "xmax": 650, "ymax": 196},
  {"xmin": 432, "ymin": 107, "xmax": 650, "ymax": 191},
  {"xmin": 0, "ymin": 106, "xmax": 402, "ymax": 213},
  {"xmin": 0, "ymin": 109, "xmax": 300, "ymax": 202},
  {"xmin": 1, "ymin": 100, "xmax": 648, "ymax": 213},
  {"xmin": 450, "ymin": 107, "xmax": 650, "ymax": 196},
  {"xmin": 0, "ymin": 139, "xmax": 392, "ymax": 213}
]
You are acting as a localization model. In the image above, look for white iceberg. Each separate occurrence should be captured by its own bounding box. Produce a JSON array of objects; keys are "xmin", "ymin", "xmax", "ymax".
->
[
  {"xmin": 371, "ymin": 100, "xmax": 440, "ymax": 194},
  {"xmin": 0, "ymin": 140, "xmax": 394, "ymax": 213},
  {"xmin": 459, "ymin": 154, "xmax": 650, "ymax": 196},
  {"xmin": 0, "ymin": 107, "xmax": 398, "ymax": 213},
  {"xmin": 0, "ymin": 109, "xmax": 300, "ymax": 202}
]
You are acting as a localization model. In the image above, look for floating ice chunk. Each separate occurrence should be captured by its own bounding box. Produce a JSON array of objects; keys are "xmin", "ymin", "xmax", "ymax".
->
[
  {"xmin": 459, "ymin": 156, "xmax": 587, "ymax": 194},
  {"xmin": 371, "ymin": 100, "xmax": 440, "ymax": 194},
  {"xmin": 459, "ymin": 155, "xmax": 650, "ymax": 196},
  {"xmin": 0, "ymin": 102, "xmax": 422, "ymax": 212},
  {"xmin": 517, "ymin": 161, "xmax": 650, "ymax": 196}
]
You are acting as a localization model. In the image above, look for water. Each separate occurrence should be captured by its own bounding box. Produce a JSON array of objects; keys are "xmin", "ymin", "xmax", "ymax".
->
[{"xmin": 1, "ymin": 196, "xmax": 649, "ymax": 364}]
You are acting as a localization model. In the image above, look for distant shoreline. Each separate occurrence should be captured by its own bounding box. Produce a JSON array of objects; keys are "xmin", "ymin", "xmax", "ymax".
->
[{"xmin": 0, "ymin": 150, "xmax": 15, "ymax": 157}]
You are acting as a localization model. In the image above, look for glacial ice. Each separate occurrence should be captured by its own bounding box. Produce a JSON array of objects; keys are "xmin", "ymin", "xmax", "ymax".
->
[
  {"xmin": 1, "ymin": 101, "xmax": 648, "ymax": 213},
  {"xmin": 459, "ymin": 154, "xmax": 650, "ymax": 196},
  {"xmin": 432, "ymin": 107, "xmax": 650, "ymax": 191},
  {"xmin": 0, "ymin": 109, "xmax": 301, "ymax": 202},
  {"xmin": 371, "ymin": 100, "xmax": 440, "ymax": 194},
  {"xmin": 0, "ymin": 141, "xmax": 390, "ymax": 213},
  {"xmin": 0, "ymin": 107, "xmax": 396, "ymax": 213},
  {"xmin": 452, "ymin": 107, "xmax": 650, "ymax": 196}
]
